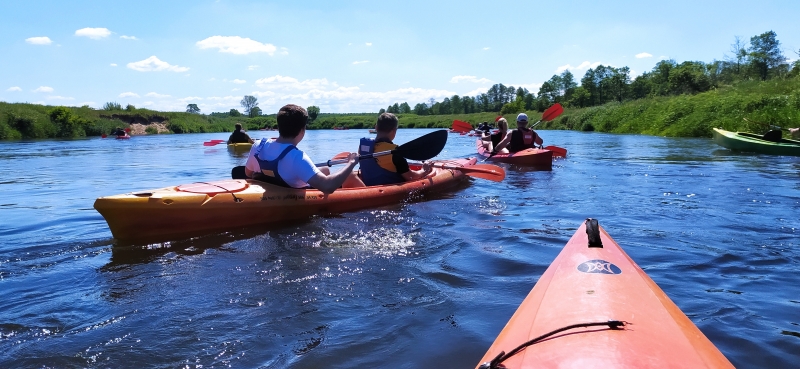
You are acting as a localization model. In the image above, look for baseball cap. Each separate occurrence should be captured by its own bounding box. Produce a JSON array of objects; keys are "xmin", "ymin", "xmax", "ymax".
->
[{"xmin": 516, "ymin": 113, "xmax": 528, "ymax": 122}]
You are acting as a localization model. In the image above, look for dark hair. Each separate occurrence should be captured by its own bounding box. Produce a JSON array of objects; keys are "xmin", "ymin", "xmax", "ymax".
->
[
  {"xmin": 376, "ymin": 113, "xmax": 399, "ymax": 133},
  {"xmin": 234, "ymin": 123, "xmax": 243, "ymax": 131},
  {"xmin": 277, "ymin": 104, "xmax": 308, "ymax": 138}
]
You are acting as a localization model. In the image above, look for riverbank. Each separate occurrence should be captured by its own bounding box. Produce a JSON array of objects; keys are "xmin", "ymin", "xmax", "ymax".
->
[{"xmin": 2, "ymin": 77, "xmax": 799, "ymax": 140}]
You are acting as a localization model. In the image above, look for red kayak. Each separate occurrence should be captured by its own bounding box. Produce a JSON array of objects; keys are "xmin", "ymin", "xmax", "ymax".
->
[
  {"xmin": 477, "ymin": 219, "xmax": 734, "ymax": 369},
  {"xmin": 476, "ymin": 139, "xmax": 552, "ymax": 169}
]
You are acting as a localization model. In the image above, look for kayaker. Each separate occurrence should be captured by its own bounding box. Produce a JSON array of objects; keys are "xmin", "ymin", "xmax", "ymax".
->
[
  {"xmin": 492, "ymin": 113, "xmax": 543, "ymax": 154},
  {"xmin": 480, "ymin": 118, "xmax": 509, "ymax": 154},
  {"xmin": 228, "ymin": 123, "xmax": 254, "ymax": 144},
  {"xmin": 112, "ymin": 127, "xmax": 127, "ymax": 137},
  {"xmin": 358, "ymin": 112, "xmax": 432, "ymax": 186},
  {"xmin": 244, "ymin": 104, "xmax": 364, "ymax": 194},
  {"xmin": 477, "ymin": 121, "xmax": 492, "ymax": 135}
]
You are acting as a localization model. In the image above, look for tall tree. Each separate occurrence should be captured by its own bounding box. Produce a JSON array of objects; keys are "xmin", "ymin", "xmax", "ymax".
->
[
  {"xmin": 450, "ymin": 95, "xmax": 463, "ymax": 114},
  {"xmin": 307, "ymin": 105, "xmax": 320, "ymax": 121},
  {"xmin": 727, "ymin": 36, "xmax": 748, "ymax": 76},
  {"xmin": 399, "ymin": 102, "xmax": 411, "ymax": 114},
  {"xmin": 186, "ymin": 104, "xmax": 200, "ymax": 114},
  {"xmin": 748, "ymin": 30, "xmax": 786, "ymax": 80},
  {"xmin": 248, "ymin": 106, "xmax": 262, "ymax": 117},
  {"xmin": 240, "ymin": 95, "xmax": 258, "ymax": 115}
]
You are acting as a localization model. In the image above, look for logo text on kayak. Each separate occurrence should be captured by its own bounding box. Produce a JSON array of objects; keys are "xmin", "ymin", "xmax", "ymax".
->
[{"xmin": 577, "ymin": 259, "xmax": 621, "ymax": 274}]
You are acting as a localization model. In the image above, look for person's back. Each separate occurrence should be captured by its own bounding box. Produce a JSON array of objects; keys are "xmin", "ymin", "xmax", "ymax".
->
[
  {"xmin": 507, "ymin": 127, "xmax": 539, "ymax": 152},
  {"xmin": 228, "ymin": 123, "xmax": 253, "ymax": 144},
  {"xmin": 359, "ymin": 113, "xmax": 431, "ymax": 186}
]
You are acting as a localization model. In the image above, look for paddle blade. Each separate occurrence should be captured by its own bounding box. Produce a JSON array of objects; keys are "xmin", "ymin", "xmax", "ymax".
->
[
  {"xmin": 332, "ymin": 152, "xmax": 350, "ymax": 160},
  {"xmin": 545, "ymin": 145, "xmax": 567, "ymax": 158},
  {"xmin": 452, "ymin": 120, "xmax": 473, "ymax": 133},
  {"xmin": 124, "ymin": 128, "xmax": 131, "ymax": 133},
  {"xmin": 203, "ymin": 141, "xmax": 220, "ymax": 146},
  {"xmin": 395, "ymin": 130, "xmax": 448, "ymax": 161},
  {"xmin": 541, "ymin": 103, "xmax": 564, "ymax": 122},
  {"xmin": 433, "ymin": 163, "xmax": 505, "ymax": 182}
]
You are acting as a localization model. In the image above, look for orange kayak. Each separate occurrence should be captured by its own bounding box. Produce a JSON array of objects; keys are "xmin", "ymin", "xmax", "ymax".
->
[
  {"xmin": 476, "ymin": 139, "xmax": 552, "ymax": 169},
  {"xmin": 477, "ymin": 219, "xmax": 734, "ymax": 369},
  {"xmin": 94, "ymin": 158, "xmax": 475, "ymax": 241}
]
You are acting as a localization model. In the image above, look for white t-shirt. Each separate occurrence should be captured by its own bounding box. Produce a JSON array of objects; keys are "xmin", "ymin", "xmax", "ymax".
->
[{"xmin": 245, "ymin": 139, "xmax": 321, "ymax": 188}]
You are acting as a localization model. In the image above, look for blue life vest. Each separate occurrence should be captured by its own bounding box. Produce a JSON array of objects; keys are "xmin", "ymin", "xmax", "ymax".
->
[
  {"xmin": 358, "ymin": 137, "xmax": 404, "ymax": 186},
  {"xmin": 254, "ymin": 141, "xmax": 297, "ymax": 187}
]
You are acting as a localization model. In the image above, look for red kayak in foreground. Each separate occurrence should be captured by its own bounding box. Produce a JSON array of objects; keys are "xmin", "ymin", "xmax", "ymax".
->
[
  {"xmin": 476, "ymin": 139, "xmax": 553, "ymax": 169},
  {"xmin": 477, "ymin": 218, "xmax": 733, "ymax": 369}
]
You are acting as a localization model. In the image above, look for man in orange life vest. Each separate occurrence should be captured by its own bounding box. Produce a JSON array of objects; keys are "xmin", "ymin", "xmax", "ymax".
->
[
  {"xmin": 358, "ymin": 113, "xmax": 432, "ymax": 186},
  {"xmin": 492, "ymin": 113, "xmax": 543, "ymax": 154}
]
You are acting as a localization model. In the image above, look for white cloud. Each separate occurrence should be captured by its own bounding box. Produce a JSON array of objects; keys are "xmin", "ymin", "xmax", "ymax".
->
[
  {"xmin": 232, "ymin": 79, "xmax": 246, "ymax": 84},
  {"xmin": 6, "ymin": 86, "xmax": 22, "ymax": 92},
  {"xmin": 483, "ymin": 47, "xmax": 490, "ymax": 50},
  {"xmin": 146, "ymin": 92, "xmax": 171, "ymax": 98},
  {"xmin": 365, "ymin": 42, "xmax": 372, "ymax": 46},
  {"xmin": 26, "ymin": 36, "xmax": 52, "ymax": 45},
  {"xmin": 635, "ymin": 52, "xmax": 653, "ymax": 59},
  {"xmin": 127, "ymin": 56, "xmax": 189, "ymax": 72},
  {"xmin": 247, "ymin": 65, "xmax": 259, "ymax": 70},
  {"xmin": 142, "ymin": 101, "xmax": 154, "ymax": 106},
  {"xmin": 47, "ymin": 95, "xmax": 74, "ymax": 100},
  {"xmin": 110, "ymin": 63, "xmax": 118, "ymax": 67},
  {"xmin": 352, "ymin": 60, "xmax": 370, "ymax": 65},
  {"xmin": 178, "ymin": 96, "xmax": 203, "ymax": 102},
  {"xmin": 279, "ymin": 47, "xmax": 289, "ymax": 55},
  {"xmin": 450, "ymin": 75, "xmax": 492, "ymax": 84},
  {"xmin": 255, "ymin": 75, "xmax": 334, "ymax": 90},
  {"xmin": 120, "ymin": 35, "xmax": 138, "ymax": 40},
  {"xmin": 555, "ymin": 61, "xmax": 602, "ymax": 74},
  {"xmin": 196, "ymin": 36, "xmax": 278, "ymax": 55},
  {"xmin": 34, "ymin": 86, "xmax": 54, "ymax": 93},
  {"xmin": 232, "ymin": 88, "xmax": 240, "ymax": 91},
  {"xmin": 119, "ymin": 92, "xmax": 140, "ymax": 98},
  {"xmin": 75, "ymin": 27, "xmax": 111, "ymax": 39}
]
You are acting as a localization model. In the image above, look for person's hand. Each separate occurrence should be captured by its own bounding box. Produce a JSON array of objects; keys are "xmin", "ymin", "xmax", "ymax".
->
[
  {"xmin": 347, "ymin": 152, "xmax": 359, "ymax": 164},
  {"xmin": 422, "ymin": 162, "xmax": 433, "ymax": 176}
]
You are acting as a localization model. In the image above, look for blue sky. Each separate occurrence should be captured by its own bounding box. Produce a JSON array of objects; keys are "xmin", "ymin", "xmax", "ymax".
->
[{"xmin": 1, "ymin": 0, "xmax": 798, "ymax": 114}]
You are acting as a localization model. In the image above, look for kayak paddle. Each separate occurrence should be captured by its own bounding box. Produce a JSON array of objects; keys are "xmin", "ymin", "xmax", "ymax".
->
[
  {"xmin": 544, "ymin": 145, "xmax": 568, "ymax": 158},
  {"xmin": 429, "ymin": 163, "xmax": 505, "ymax": 182},
  {"xmin": 452, "ymin": 120, "xmax": 473, "ymax": 133},
  {"xmin": 318, "ymin": 130, "xmax": 448, "ymax": 167}
]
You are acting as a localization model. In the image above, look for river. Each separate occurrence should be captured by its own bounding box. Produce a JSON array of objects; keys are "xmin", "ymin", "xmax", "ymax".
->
[{"xmin": 0, "ymin": 128, "xmax": 798, "ymax": 368}]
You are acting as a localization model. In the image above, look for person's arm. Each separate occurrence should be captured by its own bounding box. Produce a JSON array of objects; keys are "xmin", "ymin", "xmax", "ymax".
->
[
  {"xmin": 493, "ymin": 133, "xmax": 512, "ymax": 153},
  {"xmin": 533, "ymin": 131, "xmax": 543, "ymax": 146},
  {"xmin": 244, "ymin": 132, "xmax": 254, "ymax": 144},
  {"xmin": 401, "ymin": 162, "xmax": 432, "ymax": 181},
  {"xmin": 306, "ymin": 153, "xmax": 359, "ymax": 194}
]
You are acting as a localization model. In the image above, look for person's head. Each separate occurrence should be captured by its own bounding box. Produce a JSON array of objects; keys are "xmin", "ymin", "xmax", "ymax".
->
[
  {"xmin": 376, "ymin": 113, "xmax": 399, "ymax": 133},
  {"xmin": 234, "ymin": 123, "xmax": 243, "ymax": 131},
  {"xmin": 516, "ymin": 113, "xmax": 529, "ymax": 128},
  {"xmin": 277, "ymin": 104, "xmax": 308, "ymax": 138},
  {"xmin": 497, "ymin": 118, "xmax": 508, "ymax": 132}
]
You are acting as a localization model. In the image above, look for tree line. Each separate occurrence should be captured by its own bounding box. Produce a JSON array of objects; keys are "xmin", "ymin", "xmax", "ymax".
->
[{"xmin": 383, "ymin": 30, "xmax": 797, "ymax": 116}]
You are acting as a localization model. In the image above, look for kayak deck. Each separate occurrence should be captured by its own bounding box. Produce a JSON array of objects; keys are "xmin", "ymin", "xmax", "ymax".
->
[
  {"xmin": 94, "ymin": 158, "xmax": 476, "ymax": 241},
  {"xmin": 476, "ymin": 139, "xmax": 553, "ymax": 169},
  {"xmin": 712, "ymin": 127, "xmax": 800, "ymax": 156},
  {"xmin": 477, "ymin": 219, "xmax": 733, "ymax": 368}
]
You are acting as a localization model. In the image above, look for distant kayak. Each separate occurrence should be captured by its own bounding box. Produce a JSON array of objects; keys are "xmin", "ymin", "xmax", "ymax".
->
[
  {"xmin": 477, "ymin": 218, "xmax": 734, "ymax": 369},
  {"xmin": 712, "ymin": 128, "xmax": 800, "ymax": 156},
  {"xmin": 94, "ymin": 158, "xmax": 476, "ymax": 241},
  {"xmin": 476, "ymin": 139, "xmax": 552, "ymax": 169},
  {"xmin": 115, "ymin": 135, "xmax": 130, "ymax": 140},
  {"xmin": 227, "ymin": 142, "xmax": 253, "ymax": 152}
]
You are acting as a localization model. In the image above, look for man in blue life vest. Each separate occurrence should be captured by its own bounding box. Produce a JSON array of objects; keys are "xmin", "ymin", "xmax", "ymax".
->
[
  {"xmin": 492, "ymin": 113, "xmax": 543, "ymax": 154},
  {"xmin": 244, "ymin": 104, "xmax": 364, "ymax": 194},
  {"xmin": 227, "ymin": 123, "xmax": 254, "ymax": 144},
  {"xmin": 358, "ymin": 113, "xmax": 432, "ymax": 186}
]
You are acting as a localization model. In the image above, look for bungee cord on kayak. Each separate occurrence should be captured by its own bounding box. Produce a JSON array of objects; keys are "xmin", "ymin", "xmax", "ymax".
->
[{"xmin": 479, "ymin": 320, "xmax": 627, "ymax": 369}]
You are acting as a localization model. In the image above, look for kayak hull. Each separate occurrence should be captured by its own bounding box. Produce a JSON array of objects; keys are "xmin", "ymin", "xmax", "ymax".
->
[
  {"xmin": 476, "ymin": 139, "xmax": 552, "ymax": 169},
  {"xmin": 227, "ymin": 142, "xmax": 253, "ymax": 152},
  {"xmin": 477, "ymin": 219, "xmax": 733, "ymax": 369},
  {"xmin": 94, "ymin": 158, "xmax": 475, "ymax": 241},
  {"xmin": 713, "ymin": 127, "xmax": 800, "ymax": 156}
]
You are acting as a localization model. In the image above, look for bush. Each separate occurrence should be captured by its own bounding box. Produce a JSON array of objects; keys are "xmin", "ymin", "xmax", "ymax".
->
[
  {"xmin": 48, "ymin": 107, "xmax": 87, "ymax": 138},
  {"xmin": 145, "ymin": 126, "xmax": 159, "ymax": 134},
  {"xmin": 103, "ymin": 102, "xmax": 122, "ymax": 111}
]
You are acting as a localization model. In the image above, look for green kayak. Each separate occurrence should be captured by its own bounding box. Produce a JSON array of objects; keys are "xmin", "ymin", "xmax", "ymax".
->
[{"xmin": 712, "ymin": 128, "xmax": 800, "ymax": 156}]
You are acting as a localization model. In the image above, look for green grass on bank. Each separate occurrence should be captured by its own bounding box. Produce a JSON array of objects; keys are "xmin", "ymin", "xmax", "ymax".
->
[
  {"xmin": 540, "ymin": 77, "xmax": 800, "ymax": 137},
  {"xmin": 3, "ymin": 76, "xmax": 799, "ymax": 140}
]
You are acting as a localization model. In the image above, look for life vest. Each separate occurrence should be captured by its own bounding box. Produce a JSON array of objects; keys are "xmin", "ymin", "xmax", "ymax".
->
[
  {"xmin": 490, "ymin": 131, "xmax": 505, "ymax": 147},
  {"xmin": 507, "ymin": 128, "xmax": 537, "ymax": 152},
  {"xmin": 253, "ymin": 140, "xmax": 297, "ymax": 187},
  {"xmin": 358, "ymin": 138, "xmax": 404, "ymax": 186}
]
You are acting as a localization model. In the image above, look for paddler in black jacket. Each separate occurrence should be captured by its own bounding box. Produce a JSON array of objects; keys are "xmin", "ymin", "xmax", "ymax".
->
[
  {"xmin": 228, "ymin": 123, "xmax": 255, "ymax": 144},
  {"xmin": 492, "ymin": 113, "xmax": 543, "ymax": 154}
]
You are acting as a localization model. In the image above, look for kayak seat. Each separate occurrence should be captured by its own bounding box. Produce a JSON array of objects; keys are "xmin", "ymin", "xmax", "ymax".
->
[
  {"xmin": 231, "ymin": 165, "xmax": 248, "ymax": 179},
  {"xmin": 763, "ymin": 129, "xmax": 783, "ymax": 142}
]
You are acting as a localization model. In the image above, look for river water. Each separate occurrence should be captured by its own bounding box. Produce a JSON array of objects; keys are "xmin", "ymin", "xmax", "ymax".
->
[{"xmin": 0, "ymin": 129, "xmax": 798, "ymax": 368}]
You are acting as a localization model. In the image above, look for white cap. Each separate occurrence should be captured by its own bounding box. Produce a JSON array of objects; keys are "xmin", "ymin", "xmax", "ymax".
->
[{"xmin": 517, "ymin": 113, "xmax": 528, "ymax": 122}]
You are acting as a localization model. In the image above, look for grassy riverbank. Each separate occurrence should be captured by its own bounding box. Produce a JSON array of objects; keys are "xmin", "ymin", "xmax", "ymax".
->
[{"xmin": 2, "ymin": 77, "xmax": 799, "ymax": 140}]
